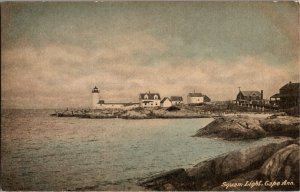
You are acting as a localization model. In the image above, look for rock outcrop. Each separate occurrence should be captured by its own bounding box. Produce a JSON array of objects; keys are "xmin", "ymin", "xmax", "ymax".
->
[
  {"xmin": 259, "ymin": 144, "xmax": 299, "ymax": 189},
  {"xmin": 52, "ymin": 106, "xmax": 211, "ymax": 119},
  {"xmin": 195, "ymin": 115, "xmax": 300, "ymax": 140},
  {"xmin": 140, "ymin": 138, "xmax": 300, "ymax": 191},
  {"xmin": 260, "ymin": 115, "xmax": 300, "ymax": 138},
  {"xmin": 121, "ymin": 110, "xmax": 149, "ymax": 119},
  {"xmin": 194, "ymin": 116, "xmax": 267, "ymax": 140},
  {"xmin": 185, "ymin": 139, "xmax": 293, "ymax": 190}
]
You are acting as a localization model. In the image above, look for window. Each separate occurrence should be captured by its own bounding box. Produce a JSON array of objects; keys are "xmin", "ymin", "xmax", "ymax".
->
[
  {"xmin": 154, "ymin": 95, "xmax": 158, "ymax": 100},
  {"xmin": 144, "ymin": 95, "xmax": 148, "ymax": 99}
]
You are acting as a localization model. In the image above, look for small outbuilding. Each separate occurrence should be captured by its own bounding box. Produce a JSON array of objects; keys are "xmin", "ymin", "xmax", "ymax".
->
[
  {"xmin": 170, "ymin": 96, "xmax": 183, "ymax": 105},
  {"xmin": 160, "ymin": 97, "xmax": 172, "ymax": 108},
  {"xmin": 187, "ymin": 92, "xmax": 211, "ymax": 104}
]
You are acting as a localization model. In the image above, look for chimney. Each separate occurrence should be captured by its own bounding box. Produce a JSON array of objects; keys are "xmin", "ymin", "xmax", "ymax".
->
[
  {"xmin": 289, "ymin": 81, "xmax": 292, "ymax": 84},
  {"xmin": 261, "ymin": 90, "xmax": 263, "ymax": 100}
]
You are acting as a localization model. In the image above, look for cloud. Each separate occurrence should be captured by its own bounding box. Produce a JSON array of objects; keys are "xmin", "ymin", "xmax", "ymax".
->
[{"xmin": 1, "ymin": 31, "xmax": 299, "ymax": 109}]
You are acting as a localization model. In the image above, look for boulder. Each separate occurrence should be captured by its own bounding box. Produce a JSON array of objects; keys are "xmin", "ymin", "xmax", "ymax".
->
[
  {"xmin": 260, "ymin": 116, "xmax": 300, "ymax": 138},
  {"xmin": 294, "ymin": 137, "xmax": 300, "ymax": 145},
  {"xmin": 194, "ymin": 116, "xmax": 267, "ymax": 140},
  {"xmin": 54, "ymin": 110, "xmax": 75, "ymax": 117},
  {"xmin": 259, "ymin": 144, "xmax": 300, "ymax": 190},
  {"xmin": 186, "ymin": 139, "xmax": 293, "ymax": 190}
]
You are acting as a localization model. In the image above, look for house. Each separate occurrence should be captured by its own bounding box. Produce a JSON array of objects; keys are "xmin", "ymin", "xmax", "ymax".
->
[
  {"xmin": 270, "ymin": 81, "xmax": 299, "ymax": 114},
  {"xmin": 236, "ymin": 90, "xmax": 263, "ymax": 105},
  {"xmin": 187, "ymin": 92, "xmax": 211, "ymax": 104},
  {"xmin": 160, "ymin": 97, "xmax": 172, "ymax": 108},
  {"xmin": 170, "ymin": 96, "xmax": 183, "ymax": 105},
  {"xmin": 139, "ymin": 91, "xmax": 161, "ymax": 107}
]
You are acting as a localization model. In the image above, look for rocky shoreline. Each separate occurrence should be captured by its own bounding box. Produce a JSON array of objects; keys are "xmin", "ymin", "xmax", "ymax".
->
[
  {"xmin": 140, "ymin": 115, "xmax": 300, "ymax": 191},
  {"xmin": 50, "ymin": 104, "xmax": 274, "ymax": 119},
  {"xmin": 194, "ymin": 114, "xmax": 300, "ymax": 140},
  {"xmin": 50, "ymin": 106, "xmax": 215, "ymax": 119},
  {"xmin": 140, "ymin": 138, "xmax": 299, "ymax": 191}
]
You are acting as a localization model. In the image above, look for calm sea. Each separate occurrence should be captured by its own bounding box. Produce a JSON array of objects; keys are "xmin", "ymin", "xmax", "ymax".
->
[{"xmin": 1, "ymin": 109, "xmax": 284, "ymax": 190}]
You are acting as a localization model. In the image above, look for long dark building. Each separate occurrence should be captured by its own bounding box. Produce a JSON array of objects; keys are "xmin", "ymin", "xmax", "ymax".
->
[{"xmin": 270, "ymin": 81, "xmax": 300, "ymax": 115}]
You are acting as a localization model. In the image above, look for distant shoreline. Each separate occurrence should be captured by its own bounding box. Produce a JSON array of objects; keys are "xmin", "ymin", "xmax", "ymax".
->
[
  {"xmin": 50, "ymin": 107, "xmax": 215, "ymax": 119},
  {"xmin": 50, "ymin": 102, "xmax": 276, "ymax": 120}
]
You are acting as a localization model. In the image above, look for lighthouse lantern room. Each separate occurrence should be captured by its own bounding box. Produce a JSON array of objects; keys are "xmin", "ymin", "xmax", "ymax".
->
[{"xmin": 92, "ymin": 86, "xmax": 99, "ymax": 109}]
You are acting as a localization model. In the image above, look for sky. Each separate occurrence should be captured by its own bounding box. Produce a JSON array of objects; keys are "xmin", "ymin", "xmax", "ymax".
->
[{"xmin": 1, "ymin": 1, "xmax": 299, "ymax": 109}]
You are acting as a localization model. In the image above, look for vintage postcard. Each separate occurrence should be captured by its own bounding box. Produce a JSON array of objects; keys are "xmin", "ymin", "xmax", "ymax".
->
[{"xmin": 1, "ymin": 1, "xmax": 299, "ymax": 191}]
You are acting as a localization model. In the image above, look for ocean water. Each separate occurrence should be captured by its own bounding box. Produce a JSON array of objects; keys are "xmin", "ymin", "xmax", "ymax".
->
[{"xmin": 1, "ymin": 109, "xmax": 284, "ymax": 190}]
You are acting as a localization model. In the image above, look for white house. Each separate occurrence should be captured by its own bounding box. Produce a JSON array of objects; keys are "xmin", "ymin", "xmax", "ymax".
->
[
  {"xmin": 160, "ymin": 97, "xmax": 172, "ymax": 108},
  {"xmin": 187, "ymin": 92, "xmax": 211, "ymax": 104},
  {"xmin": 170, "ymin": 96, "xmax": 183, "ymax": 105},
  {"xmin": 139, "ymin": 92, "xmax": 161, "ymax": 107}
]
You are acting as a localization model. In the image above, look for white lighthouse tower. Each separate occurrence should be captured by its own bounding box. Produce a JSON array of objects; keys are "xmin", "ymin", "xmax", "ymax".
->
[{"xmin": 92, "ymin": 86, "xmax": 100, "ymax": 109}]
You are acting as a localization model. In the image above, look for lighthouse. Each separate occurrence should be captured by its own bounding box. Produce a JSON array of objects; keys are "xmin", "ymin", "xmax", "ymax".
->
[{"xmin": 92, "ymin": 86, "xmax": 99, "ymax": 109}]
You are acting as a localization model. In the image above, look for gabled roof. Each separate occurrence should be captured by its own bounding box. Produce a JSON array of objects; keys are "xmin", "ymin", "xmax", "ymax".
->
[
  {"xmin": 188, "ymin": 93, "xmax": 203, "ymax": 97},
  {"xmin": 280, "ymin": 82, "xmax": 300, "ymax": 91},
  {"xmin": 139, "ymin": 92, "xmax": 161, "ymax": 100},
  {"xmin": 270, "ymin": 93, "xmax": 280, "ymax": 98},
  {"xmin": 203, "ymin": 95, "xmax": 211, "ymax": 102},
  {"xmin": 271, "ymin": 93, "xmax": 298, "ymax": 98},
  {"xmin": 239, "ymin": 91, "xmax": 261, "ymax": 97},
  {"xmin": 170, "ymin": 96, "xmax": 183, "ymax": 101},
  {"xmin": 160, "ymin": 97, "xmax": 171, "ymax": 103}
]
